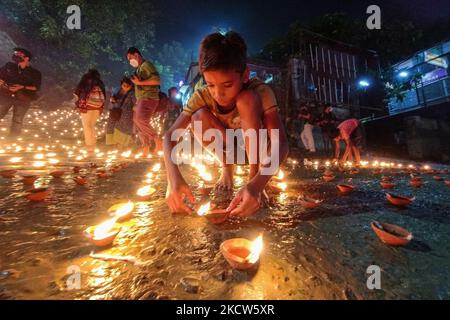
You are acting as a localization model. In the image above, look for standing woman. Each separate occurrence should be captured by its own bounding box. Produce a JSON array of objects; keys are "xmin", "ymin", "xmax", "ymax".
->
[
  {"xmin": 106, "ymin": 76, "xmax": 136, "ymax": 149},
  {"xmin": 74, "ymin": 69, "xmax": 105, "ymax": 152}
]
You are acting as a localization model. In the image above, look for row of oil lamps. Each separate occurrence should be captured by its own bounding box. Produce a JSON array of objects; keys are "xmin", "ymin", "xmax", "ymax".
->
[{"xmin": 297, "ymin": 166, "xmax": 450, "ymax": 247}]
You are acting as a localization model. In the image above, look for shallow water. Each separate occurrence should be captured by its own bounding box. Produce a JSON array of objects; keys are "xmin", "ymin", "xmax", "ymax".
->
[{"xmin": 1, "ymin": 109, "xmax": 450, "ymax": 300}]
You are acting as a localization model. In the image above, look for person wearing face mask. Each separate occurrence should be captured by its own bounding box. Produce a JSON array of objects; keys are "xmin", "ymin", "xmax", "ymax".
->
[
  {"xmin": 0, "ymin": 48, "xmax": 42, "ymax": 136},
  {"xmin": 126, "ymin": 47, "xmax": 162, "ymax": 157}
]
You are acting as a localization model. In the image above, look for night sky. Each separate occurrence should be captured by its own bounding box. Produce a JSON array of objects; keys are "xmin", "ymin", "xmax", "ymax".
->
[{"xmin": 153, "ymin": 0, "xmax": 450, "ymax": 55}]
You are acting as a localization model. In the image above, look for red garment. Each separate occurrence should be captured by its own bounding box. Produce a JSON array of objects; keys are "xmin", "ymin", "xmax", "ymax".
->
[{"xmin": 338, "ymin": 119, "xmax": 359, "ymax": 140}]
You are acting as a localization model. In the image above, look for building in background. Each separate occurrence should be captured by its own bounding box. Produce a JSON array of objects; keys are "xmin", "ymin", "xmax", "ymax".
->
[
  {"xmin": 387, "ymin": 39, "xmax": 450, "ymax": 115},
  {"xmin": 364, "ymin": 39, "xmax": 450, "ymax": 162},
  {"xmin": 287, "ymin": 33, "xmax": 383, "ymax": 120}
]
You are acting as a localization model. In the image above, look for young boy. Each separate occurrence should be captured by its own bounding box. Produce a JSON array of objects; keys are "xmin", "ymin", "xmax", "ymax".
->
[
  {"xmin": 163, "ymin": 31, "xmax": 289, "ymax": 217},
  {"xmin": 329, "ymin": 118, "xmax": 362, "ymax": 165}
]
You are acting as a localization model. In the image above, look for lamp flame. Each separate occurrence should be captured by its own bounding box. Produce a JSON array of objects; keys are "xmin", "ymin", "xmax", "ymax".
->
[
  {"xmin": 93, "ymin": 218, "xmax": 117, "ymax": 239},
  {"xmin": 246, "ymin": 234, "xmax": 263, "ymax": 264},
  {"xmin": 197, "ymin": 202, "xmax": 211, "ymax": 216}
]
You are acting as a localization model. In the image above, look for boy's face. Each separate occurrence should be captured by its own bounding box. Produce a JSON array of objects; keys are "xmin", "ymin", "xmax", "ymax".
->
[{"xmin": 203, "ymin": 68, "xmax": 249, "ymax": 107}]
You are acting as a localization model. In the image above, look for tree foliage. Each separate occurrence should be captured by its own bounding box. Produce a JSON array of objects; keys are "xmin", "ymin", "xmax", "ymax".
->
[{"xmin": 0, "ymin": 0, "xmax": 191, "ymax": 101}]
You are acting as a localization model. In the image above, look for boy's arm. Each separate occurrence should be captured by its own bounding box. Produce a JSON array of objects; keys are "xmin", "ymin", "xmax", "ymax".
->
[
  {"xmin": 251, "ymin": 109, "xmax": 289, "ymax": 189},
  {"xmin": 163, "ymin": 112, "xmax": 196, "ymax": 214},
  {"xmin": 228, "ymin": 109, "xmax": 289, "ymax": 217},
  {"xmin": 138, "ymin": 78, "xmax": 160, "ymax": 86}
]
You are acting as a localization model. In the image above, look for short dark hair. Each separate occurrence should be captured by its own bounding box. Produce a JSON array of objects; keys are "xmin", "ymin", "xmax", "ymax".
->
[
  {"xmin": 14, "ymin": 47, "xmax": 33, "ymax": 60},
  {"xmin": 127, "ymin": 47, "xmax": 142, "ymax": 56},
  {"xmin": 121, "ymin": 76, "xmax": 133, "ymax": 86},
  {"xmin": 199, "ymin": 31, "xmax": 247, "ymax": 74}
]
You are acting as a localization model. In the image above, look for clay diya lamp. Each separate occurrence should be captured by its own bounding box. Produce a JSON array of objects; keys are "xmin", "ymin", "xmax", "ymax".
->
[
  {"xmin": 386, "ymin": 193, "xmax": 415, "ymax": 207},
  {"xmin": 433, "ymin": 176, "xmax": 443, "ymax": 181},
  {"xmin": 220, "ymin": 234, "xmax": 263, "ymax": 270},
  {"xmin": 198, "ymin": 185, "xmax": 213, "ymax": 196},
  {"xmin": 380, "ymin": 181, "xmax": 396, "ymax": 189},
  {"xmin": 267, "ymin": 182, "xmax": 287, "ymax": 194},
  {"xmin": 73, "ymin": 176, "xmax": 88, "ymax": 186},
  {"xmin": 84, "ymin": 218, "xmax": 122, "ymax": 247},
  {"xmin": 0, "ymin": 170, "xmax": 17, "ymax": 178},
  {"xmin": 371, "ymin": 221, "xmax": 413, "ymax": 246},
  {"xmin": 273, "ymin": 169, "xmax": 285, "ymax": 181},
  {"xmin": 108, "ymin": 201, "xmax": 134, "ymax": 222},
  {"xmin": 235, "ymin": 166, "xmax": 246, "ymax": 176},
  {"xmin": 323, "ymin": 175, "xmax": 335, "ymax": 182},
  {"xmin": 136, "ymin": 185, "xmax": 156, "ymax": 200},
  {"xmin": 73, "ymin": 166, "xmax": 81, "ymax": 173},
  {"xmin": 26, "ymin": 187, "xmax": 52, "ymax": 202},
  {"xmin": 409, "ymin": 179, "xmax": 423, "ymax": 188},
  {"xmin": 22, "ymin": 175, "xmax": 38, "ymax": 186},
  {"xmin": 197, "ymin": 202, "xmax": 230, "ymax": 224},
  {"xmin": 111, "ymin": 165, "xmax": 122, "ymax": 173},
  {"xmin": 50, "ymin": 170, "xmax": 65, "ymax": 178},
  {"xmin": 336, "ymin": 184, "xmax": 354, "ymax": 194},
  {"xmin": 296, "ymin": 196, "xmax": 322, "ymax": 209},
  {"xmin": 96, "ymin": 170, "xmax": 109, "ymax": 178}
]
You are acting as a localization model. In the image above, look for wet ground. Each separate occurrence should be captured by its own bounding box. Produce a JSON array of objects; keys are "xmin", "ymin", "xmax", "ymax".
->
[{"xmin": 1, "ymin": 108, "xmax": 450, "ymax": 300}]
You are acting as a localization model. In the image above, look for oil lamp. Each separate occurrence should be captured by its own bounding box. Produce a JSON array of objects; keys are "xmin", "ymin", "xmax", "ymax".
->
[
  {"xmin": 84, "ymin": 218, "xmax": 122, "ymax": 247},
  {"xmin": 296, "ymin": 195, "xmax": 322, "ymax": 209},
  {"xmin": 136, "ymin": 185, "xmax": 156, "ymax": 199},
  {"xmin": 336, "ymin": 184, "xmax": 354, "ymax": 194},
  {"xmin": 197, "ymin": 201, "xmax": 229, "ymax": 224},
  {"xmin": 73, "ymin": 176, "xmax": 88, "ymax": 186},
  {"xmin": 386, "ymin": 193, "xmax": 415, "ymax": 207},
  {"xmin": 220, "ymin": 234, "xmax": 263, "ymax": 270},
  {"xmin": 26, "ymin": 187, "xmax": 52, "ymax": 202},
  {"xmin": 371, "ymin": 221, "xmax": 412, "ymax": 246},
  {"xmin": 108, "ymin": 201, "xmax": 134, "ymax": 222},
  {"xmin": 50, "ymin": 170, "xmax": 65, "ymax": 178},
  {"xmin": 22, "ymin": 175, "xmax": 38, "ymax": 186},
  {"xmin": 0, "ymin": 170, "xmax": 17, "ymax": 178}
]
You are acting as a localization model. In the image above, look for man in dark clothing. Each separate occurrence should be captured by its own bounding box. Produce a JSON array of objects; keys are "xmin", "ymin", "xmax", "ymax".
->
[
  {"xmin": 317, "ymin": 104, "xmax": 337, "ymax": 156},
  {"xmin": 0, "ymin": 48, "xmax": 41, "ymax": 136}
]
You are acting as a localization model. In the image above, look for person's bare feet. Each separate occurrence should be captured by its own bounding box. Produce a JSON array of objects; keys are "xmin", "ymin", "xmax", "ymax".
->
[
  {"xmin": 215, "ymin": 165, "xmax": 234, "ymax": 191},
  {"xmin": 142, "ymin": 145, "xmax": 150, "ymax": 158},
  {"xmin": 154, "ymin": 138, "xmax": 163, "ymax": 153}
]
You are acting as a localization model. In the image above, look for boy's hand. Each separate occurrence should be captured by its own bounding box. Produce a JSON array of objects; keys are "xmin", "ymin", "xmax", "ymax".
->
[
  {"xmin": 166, "ymin": 180, "xmax": 195, "ymax": 215},
  {"xmin": 227, "ymin": 184, "xmax": 261, "ymax": 218},
  {"xmin": 130, "ymin": 76, "xmax": 141, "ymax": 85}
]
